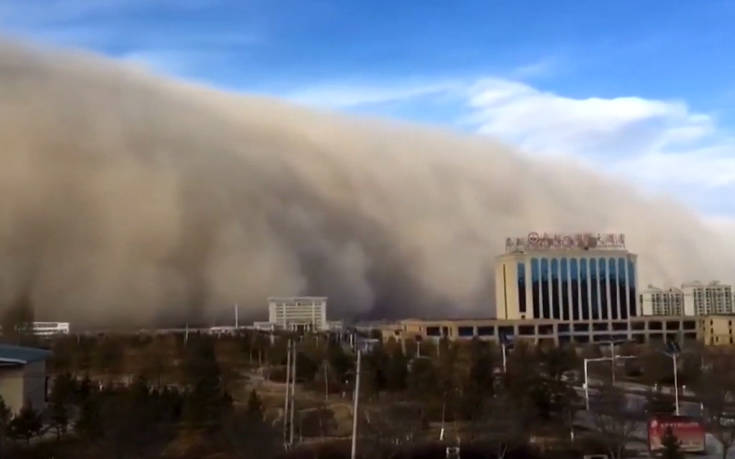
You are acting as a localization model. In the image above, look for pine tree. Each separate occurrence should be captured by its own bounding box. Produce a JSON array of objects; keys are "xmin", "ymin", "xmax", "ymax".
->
[
  {"xmin": 49, "ymin": 373, "xmax": 74, "ymax": 439},
  {"xmin": 0, "ymin": 396, "xmax": 11, "ymax": 453},
  {"xmin": 246, "ymin": 389, "xmax": 263, "ymax": 421},
  {"xmin": 661, "ymin": 426, "xmax": 684, "ymax": 459},
  {"xmin": 8, "ymin": 402, "xmax": 42, "ymax": 444}
]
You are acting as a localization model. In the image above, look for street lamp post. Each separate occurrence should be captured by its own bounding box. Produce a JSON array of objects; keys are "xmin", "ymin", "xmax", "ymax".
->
[{"xmin": 665, "ymin": 341, "xmax": 682, "ymax": 416}]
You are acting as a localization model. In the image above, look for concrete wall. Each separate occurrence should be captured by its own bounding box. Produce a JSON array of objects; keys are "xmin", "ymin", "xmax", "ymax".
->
[
  {"xmin": 0, "ymin": 361, "xmax": 47, "ymax": 415},
  {"xmin": 24, "ymin": 361, "xmax": 47, "ymax": 412}
]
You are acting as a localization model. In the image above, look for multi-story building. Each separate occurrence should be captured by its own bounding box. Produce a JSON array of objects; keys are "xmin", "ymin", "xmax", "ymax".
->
[
  {"xmin": 641, "ymin": 286, "xmax": 684, "ymax": 316},
  {"xmin": 495, "ymin": 232, "xmax": 638, "ymax": 321},
  {"xmin": 699, "ymin": 315, "xmax": 735, "ymax": 346},
  {"xmin": 682, "ymin": 281, "xmax": 733, "ymax": 316},
  {"xmin": 381, "ymin": 316, "xmax": 699, "ymax": 346},
  {"xmin": 266, "ymin": 296, "xmax": 328, "ymax": 332}
]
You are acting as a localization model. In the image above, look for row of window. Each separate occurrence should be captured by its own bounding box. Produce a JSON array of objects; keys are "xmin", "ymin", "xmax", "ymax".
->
[{"xmin": 519, "ymin": 257, "xmax": 636, "ymax": 320}]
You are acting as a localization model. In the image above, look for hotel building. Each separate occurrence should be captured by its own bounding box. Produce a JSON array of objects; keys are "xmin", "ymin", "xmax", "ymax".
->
[{"xmin": 495, "ymin": 232, "xmax": 638, "ymax": 321}]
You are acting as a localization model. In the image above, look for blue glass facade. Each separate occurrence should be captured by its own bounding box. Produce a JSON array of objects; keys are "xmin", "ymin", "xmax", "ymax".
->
[
  {"xmin": 518, "ymin": 254, "xmax": 637, "ymax": 320},
  {"xmin": 609, "ymin": 258, "xmax": 618, "ymax": 319},
  {"xmin": 570, "ymin": 259, "xmax": 579, "ymax": 320},
  {"xmin": 628, "ymin": 259, "xmax": 636, "ymax": 317},
  {"xmin": 551, "ymin": 259, "xmax": 560, "ymax": 319},
  {"xmin": 561, "ymin": 258, "xmax": 569, "ymax": 320},
  {"xmin": 590, "ymin": 259, "xmax": 598, "ymax": 320},
  {"xmin": 618, "ymin": 258, "xmax": 627, "ymax": 319},
  {"xmin": 541, "ymin": 258, "xmax": 550, "ymax": 319},
  {"xmin": 580, "ymin": 259, "xmax": 589, "ymax": 320},
  {"xmin": 517, "ymin": 262, "xmax": 526, "ymax": 314},
  {"xmin": 599, "ymin": 257, "xmax": 609, "ymax": 319},
  {"xmin": 531, "ymin": 258, "xmax": 540, "ymax": 318}
]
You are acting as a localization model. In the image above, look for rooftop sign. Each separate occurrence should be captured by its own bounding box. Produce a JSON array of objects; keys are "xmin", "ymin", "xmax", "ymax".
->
[{"xmin": 505, "ymin": 232, "xmax": 625, "ymax": 253}]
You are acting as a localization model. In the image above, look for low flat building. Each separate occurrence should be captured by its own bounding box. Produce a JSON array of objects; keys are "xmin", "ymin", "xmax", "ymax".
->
[
  {"xmin": 381, "ymin": 316, "xmax": 699, "ymax": 346},
  {"xmin": 0, "ymin": 345, "xmax": 51, "ymax": 414}
]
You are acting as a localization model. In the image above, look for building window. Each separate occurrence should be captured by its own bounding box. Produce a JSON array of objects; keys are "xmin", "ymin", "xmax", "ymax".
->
[
  {"xmin": 477, "ymin": 326, "xmax": 494, "ymax": 336},
  {"xmin": 458, "ymin": 326, "xmax": 474, "ymax": 337},
  {"xmin": 531, "ymin": 258, "xmax": 540, "ymax": 319},
  {"xmin": 610, "ymin": 258, "xmax": 621, "ymax": 319},
  {"xmin": 426, "ymin": 327, "xmax": 440, "ymax": 336},
  {"xmin": 541, "ymin": 258, "xmax": 550, "ymax": 319},
  {"xmin": 580, "ymin": 259, "xmax": 589, "ymax": 320},
  {"xmin": 618, "ymin": 258, "xmax": 628, "ymax": 318},
  {"xmin": 517, "ymin": 262, "xmax": 526, "ymax": 314},
  {"xmin": 590, "ymin": 258, "xmax": 599, "ymax": 320},
  {"xmin": 551, "ymin": 258, "xmax": 560, "ymax": 319},
  {"xmin": 519, "ymin": 325, "xmax": 535, "ymax": 335},
  {"xmin": 570, "ymin": 258, "xmax": 579, "ymax": 320},
  {"xmin": 599, "ymin": 257, "xmax": 610, "ymax": 319},
  {"xmin": 628, "ymin": 259, "xmax": 637, "ymax": 317},
  {"xmin": 561, "ymin": 258, "xmax": 570, "ymax": 320}
]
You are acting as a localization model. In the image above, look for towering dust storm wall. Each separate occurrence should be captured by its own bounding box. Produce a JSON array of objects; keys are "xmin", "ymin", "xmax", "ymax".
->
[{"xmin": 0, "ymin": 41, "xmax": 732, "ymax": 326}]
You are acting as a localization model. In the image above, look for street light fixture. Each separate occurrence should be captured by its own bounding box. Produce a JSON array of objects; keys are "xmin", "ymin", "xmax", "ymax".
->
[
  {"xmin": 500, "ymin": 334, "xmax": 514, "ymax": 374},
  {"xmin": 664, "ymin": 340, "xmax": 682, "ymax": 416}
]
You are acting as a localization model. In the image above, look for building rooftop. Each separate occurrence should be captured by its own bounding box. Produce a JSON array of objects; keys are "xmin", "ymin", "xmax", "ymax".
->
[
  {"xmin": 504, "ymin": 232, "xmax": 626, "ymax": 253},
  {"xmin": 0, "ymin": 344, "xmax": 51, "ymax": 366}
]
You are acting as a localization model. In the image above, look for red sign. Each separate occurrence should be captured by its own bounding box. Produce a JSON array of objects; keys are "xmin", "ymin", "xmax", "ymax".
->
[{"xmin": 648, "ymin": 416, "xmax": 705, "ymax": 453}]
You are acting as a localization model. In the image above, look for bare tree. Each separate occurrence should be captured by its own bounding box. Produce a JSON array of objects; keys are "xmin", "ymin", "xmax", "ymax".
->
[
  {"xmin": 695, "ymin": 354, "xmax": 735, "ymax": 459},
  {"xmin": 589, "ymin": 384, "xmax": 638, "ymax": 459}
]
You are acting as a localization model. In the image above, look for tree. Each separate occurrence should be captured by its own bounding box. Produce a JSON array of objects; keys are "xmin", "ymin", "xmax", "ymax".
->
[
  {"xmin": 246, "ymin": 389, "xmax": 263, "ymax": 421},
  {"xmin": 589, "ymin": 384, "xmax": 637, "ymax": 459},
  {"xmin": 182, "ymin": 336, "xmax": 231, "ymax": 427},
  {"xmin": 76, "ymin": 394, "xmax": 103, "ymax": 440},
  {"xmin": 49, "ymin": 372, "xmax": 74, "ymax": 439},
  {"xmin": 694, "ymin": 355, "xmax": 735, "ymax": 459},
  {"xmin": 0, "ymin": 396, "xmax": 11, "ymax": 453},
  {"xmin": 661, "ymin": 426, "xmax": 684, "ymax": 459},
  {"xmin": 8, "ymin": 402, "xmax": 42, "ymax": 444}
]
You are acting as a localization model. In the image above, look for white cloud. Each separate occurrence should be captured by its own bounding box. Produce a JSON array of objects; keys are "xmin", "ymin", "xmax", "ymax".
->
[
  {"xmin": 285, "ymin": 80, "xmax": 461, "ymax": 110},
  {"xmin": 463, "ymin": 79, "xmax": 735, "ymax": 212},
  {"xmin": 284, "ymin": 76, "xmax": 735, "ymax": 215}
]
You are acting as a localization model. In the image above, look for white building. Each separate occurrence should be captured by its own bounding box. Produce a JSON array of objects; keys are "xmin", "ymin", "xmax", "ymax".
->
[
  {"xmin": 495, "ymin": 232, "xmax": 639, "ymax": 321},
  {"xmin": 0, "ymin": 345, "xmax": 51, "ymax": 414},
  {"xmin": 30, "ymin": 322, "xmax": 70, "ymax": 337},
  {"xmin": 682, "ymin": 281, "xmax": 733, "ymax": 316},
  {"xmin": 267, "ymin": 297, "xmax": 328, "ymax": 332},
  {"xmin": 640, "ymin": 286, "xmax": 684, "ymax": 316}
]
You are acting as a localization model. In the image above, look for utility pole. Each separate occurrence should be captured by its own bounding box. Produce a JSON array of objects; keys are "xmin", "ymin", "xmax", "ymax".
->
[
  {"xmin": 673, "ymin": 351, "xmax": 680, "ymax": 415},
  {"xmin": 234, "ymin": 304, "xmax": 239, "ymax": 329},
  {"xmin": 283, "ymin": 339, "xmax": 291, "ymax": 448},
  {"xmin": 324, "ymin": 360, "xmax": 329, "ymax": 402},
  {"xmin": 610, "ymin": 342, "xmax": 616, "ymax": 386},
  {"xmin": 665, "ymin": 341, "xmax": 682, "ymax": 416},
  {"xmin": 351, "ymin": 350, "xmax": 362, "ymax": 459},
  {"xmin": 290, "ymin": 340, "xmax": 297, "ymax": 446},
  {"xmin": 184, "ymin": 322, "xmax": 189, "ymax": 346}
]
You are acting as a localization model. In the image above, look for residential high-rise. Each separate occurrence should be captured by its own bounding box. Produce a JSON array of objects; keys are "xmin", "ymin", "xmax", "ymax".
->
[
  {"xmin": 495, "ymin": 232, "xmax": 639, "ymax": 321},
  {"xmin": 640, "ymin": 286, "xmax": 684, "ymax": 316},
  {"xmin": 681, "ymin": 281, "xmax": 733, "ymax": 316}
]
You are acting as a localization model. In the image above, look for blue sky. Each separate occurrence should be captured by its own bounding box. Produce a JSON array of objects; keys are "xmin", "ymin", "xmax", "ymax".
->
[{"xmin": 2, "ymin": 0, "xmax": 735, "ymax": 218}]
